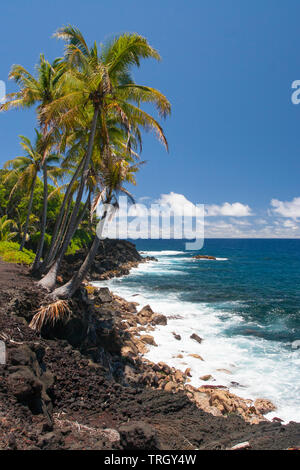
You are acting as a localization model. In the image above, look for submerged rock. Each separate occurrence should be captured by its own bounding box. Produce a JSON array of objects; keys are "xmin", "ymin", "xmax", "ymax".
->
[
  {"xmin": 172, "ymin": 332, "xmax": 181, "ymax": 340},
  {"xmin": 200, "ymin": 374, "xmax": 213, "ymax": 381},
  {"xmin": 190, "ymin": 333, "xmax": 203, "ymax": 344}
]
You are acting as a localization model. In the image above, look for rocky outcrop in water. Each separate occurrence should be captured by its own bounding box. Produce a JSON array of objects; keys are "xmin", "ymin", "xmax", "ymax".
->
[{"xmin": 60, "ymin": 239, "xmax": 157, "ymax": 283}]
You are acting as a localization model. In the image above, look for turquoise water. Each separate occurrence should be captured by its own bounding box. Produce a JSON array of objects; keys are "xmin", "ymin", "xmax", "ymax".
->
[{"xmin": 95, "ymin": 239, "xmax": 300, "ymax": 422}]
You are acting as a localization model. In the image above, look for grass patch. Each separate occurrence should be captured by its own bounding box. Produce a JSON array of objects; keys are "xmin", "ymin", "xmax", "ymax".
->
[{"xmin": 0, "ymin": 241, "xmax": 35, "ymax": 265}]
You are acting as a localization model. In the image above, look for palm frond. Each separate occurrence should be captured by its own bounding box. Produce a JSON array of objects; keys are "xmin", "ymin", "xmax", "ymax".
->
[{"xmin": 29, "ymin": 300, "xmax": 71, "ymax": 332}]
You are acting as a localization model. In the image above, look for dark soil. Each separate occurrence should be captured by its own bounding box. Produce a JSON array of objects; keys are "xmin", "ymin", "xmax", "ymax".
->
[{"xmin": 0, "ymin": 242, "xmax": 300, "ymax": 450}]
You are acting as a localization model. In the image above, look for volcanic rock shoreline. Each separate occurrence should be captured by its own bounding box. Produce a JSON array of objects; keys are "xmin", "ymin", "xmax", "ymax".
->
[{"xmin": 0, "ymin": 240, "xmax": 300, "ymax": 450}]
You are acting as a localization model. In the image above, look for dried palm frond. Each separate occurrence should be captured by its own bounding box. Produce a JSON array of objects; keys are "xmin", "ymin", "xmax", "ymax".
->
[{"xmin": 29, "ymin": 300, "xmax": 71, "ymax": 332}]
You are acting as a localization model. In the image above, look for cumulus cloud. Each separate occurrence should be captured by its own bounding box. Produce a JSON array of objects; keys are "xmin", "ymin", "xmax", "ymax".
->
[
  {"xmin": 281, "ymin": 219, "xmax": 298, "ymax": 230},
  {"xmin": 155, "ymin": 192, "xmax": 202, "ymax": 216},
  {"xmin": 103, "ymin": 192, "xmax": 300, "ymax": 239},
  {"xmin": 271, "ymin": 197, "xmax": 300, "ymax": 219},
  {"xmin": 154, "ymin": 193, "xmax": 253, "ymax": 218},
  {"xmin": 205, "ymin": 202, "xmax": 253, "ymax": 217}
]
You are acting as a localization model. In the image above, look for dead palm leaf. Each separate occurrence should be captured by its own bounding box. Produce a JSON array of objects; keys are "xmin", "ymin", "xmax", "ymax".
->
[{"xmin": 29, "ymin": 300, "xmax": 71, "ymax": 332}]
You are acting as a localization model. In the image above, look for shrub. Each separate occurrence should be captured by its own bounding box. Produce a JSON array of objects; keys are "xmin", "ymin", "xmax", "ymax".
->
[
  {"xmin": 0, "ymin": 241, "xmax": 35, "ymax": 265},
  {"xmin": 0, "ymin": 241, "xmax": 20, "ymax": 254},
  {"xmin": 29, "ymin": 232, "xmax": 51, "ymax": 251},
  {"xmin": 66, "ymin": 230, "xmax": 92, "ymax": 256}
]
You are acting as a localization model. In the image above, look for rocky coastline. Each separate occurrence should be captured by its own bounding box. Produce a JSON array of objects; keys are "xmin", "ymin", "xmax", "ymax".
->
[{"xmin": 0, "ymin": 240, "xmax": 300, "ymax": 450}]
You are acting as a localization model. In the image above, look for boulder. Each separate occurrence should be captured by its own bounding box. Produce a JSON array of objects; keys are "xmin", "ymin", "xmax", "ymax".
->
[
  {"xmin": 7, "ymin": 344, "xmax": 53, "ymax": 418},
  {"xmin": 174, "ymin": 370, "xmax": 185, "ymax": 383},
  {"xmin": 140, "ymin": 335, "xmax": 157, "ymax": 347},
  {"xmin": 190, "ymin": 333, "xmax": 203, "ymax": 344},
  {"xmin": 134, "ymin": 339, "xmax": 149, "ymax": 355},
  {"xmin": 138, "ymin": 305, "xmax": 154, "ymax": 319},
  {"xmin": 157, "ymin": 362, "xmax": 172, "ymax": 375},
  {"xmin": 254, "ymin": 398, "xmax": 276, "ymax": 415},
  {"xmin": 151, "ymin": 313, "xmax": 167, "ymax": 326},
  {"xmin": 172, "ymin": 332, "xmax": 181, "ymax": 340},
  {"xmin": 136, "ymin": 316, "xmax": 149, "ymax": 326},
  {"xmin": 200, "ymin": 374, "xmax": 213, "ymax": 381},
  {"xmin": 97, "ymin": 287, "xmax": 113, "ymax": 303},
  {"xmin": 121, "ymin": 346, "xmax": 137, "ymax": 358},
  {"xmin": 164, "ymin": 381, "xmax": 177, "ymax": 393}
]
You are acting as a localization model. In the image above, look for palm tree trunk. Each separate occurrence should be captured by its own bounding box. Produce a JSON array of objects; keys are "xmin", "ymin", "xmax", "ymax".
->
[
  {"xmin": 41, "ymin": 192, "xmax": 73, "ymax": 273},
  {"xmin": 40, "ymin": 155, "xmax": 85, "ymax": 272},
  {"xmin": 31, "ymin": 160, "xmax": 48, "ymax": 273},
  {"xmin": 54, "ymin": 193, "xmax": 90, "ymax": 265},
  {"xmin": 49, "ymin": 193, "xmax": 73, "ymax": 263},
  {"xmin": 19, "ymin": 174, "xmax": 37, "ymax": 251},
  {"xmin": 50, "ymin": 203, "xmax": 110, "ymax": 299},
  {"xmin": 38, "ymin": 107, "xmax": 99, "ymax": 290}
]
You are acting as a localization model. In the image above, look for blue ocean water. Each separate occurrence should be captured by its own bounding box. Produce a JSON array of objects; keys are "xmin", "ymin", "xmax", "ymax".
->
[{"xmin": 95, "ymin": 238, "xmax": 300, "ymax": 422}]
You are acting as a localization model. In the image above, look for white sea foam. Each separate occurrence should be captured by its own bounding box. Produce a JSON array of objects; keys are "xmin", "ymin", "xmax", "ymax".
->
[
  {"xmin": 93, "ymin": 256, "xmax": 300, "ymax": 424},
  {"xmin": 141, "ymin": 250, "xmax": 186, "ymax": 256},
  {"xmin": 142, "ymin": 251, "xmax": 229, "ymax": 261}
]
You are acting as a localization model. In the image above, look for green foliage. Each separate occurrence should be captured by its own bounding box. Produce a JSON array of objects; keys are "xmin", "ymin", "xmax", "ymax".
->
[
  {"xmin": 0, "ymin": 26, "xmax": 170, "ymax": 282},
  {"xmin": 0, "ymin": 215, "xmax": 17, "ymax": 241},
  {"xmin": 29, "ymin": 231, "xmax": 51, "ymax": 251},
  {"xmin": 0, "ymin": 172, "xmax": 64, "ymax": 244},
  {"xmin": 0, "ymin": 241, "xmax": 35, "ymax": 265},
  {"xmin": 66, "ymin": 229, "xmax": 92, "ymax": 255},
  {"xmin": 0, "ymin": 241, "xmax": 20, "ymax": 253}
]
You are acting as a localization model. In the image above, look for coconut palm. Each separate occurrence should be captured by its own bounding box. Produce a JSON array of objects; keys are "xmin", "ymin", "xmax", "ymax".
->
[
  {"xmin": 38, "ymin": 26, "xmax": 170, "ymax": 291},
  {"xmin": 0, "ymin": 55, "xmax": 65, "ymax": 270},
  {"xmin": 51, "ymin": 152, "xmax": 140, "ymax": 298},
  {"xmin": 4, "ymin": 132, "xmax": 61, "ymax": 250},
  {"xmin": 14, "ymin": 209, "xmax": 39, "ymax": 245}
]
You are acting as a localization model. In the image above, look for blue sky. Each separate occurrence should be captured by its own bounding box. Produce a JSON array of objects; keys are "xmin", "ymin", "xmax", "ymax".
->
[{"xmin": 0, "ymin": 0, "xmax": 300, "ymax": 237}]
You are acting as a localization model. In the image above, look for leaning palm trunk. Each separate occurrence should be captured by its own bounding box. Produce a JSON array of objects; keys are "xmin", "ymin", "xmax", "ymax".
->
[
  {"xmin": 32, "ymin": 160, "xmax": 48, "ymax": 272},
  {"xmin": 20, "ymin": 175, "xmax": 37, "ymax": 251},
  {"xmin": 48, "ymin": 192, "xmax": 90, "ymax": 272},
  {"xmin": 50, "ymin": 204, "xmax": 111, "ymax": 299},
  {"xmin": 46, "ymin": 193, "xmax": 73, "ymax": 267},
  {"xmin": 38, "ymin": 107, "xmax": 99, "ymax": 290},
  {"xmin": 40, "ymin": 156, "xmax": 85, "ymax": 273}
]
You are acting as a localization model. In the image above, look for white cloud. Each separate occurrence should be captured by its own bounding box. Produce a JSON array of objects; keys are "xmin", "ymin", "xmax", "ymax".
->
[
  {"xmin": 205, "ymin": 202, "xmax": 253, "ymax": 217},
  {"xmin": 154, "ymin": 193, "xmax": 253, "ymax": 218},
  {"xmin": 271, "ymin": 197, "xmax": 300, "ymax": 219},
  {"xmin": 155, "ymin": 192, "xmax": 202, "ymax": 216},
  {"xmin": 282, "ymin": 219, "xmax": 298, "ymax": 230},
  {"xmin": 104, "ymin": 193, "xmax": 300, "ymax": 239}
]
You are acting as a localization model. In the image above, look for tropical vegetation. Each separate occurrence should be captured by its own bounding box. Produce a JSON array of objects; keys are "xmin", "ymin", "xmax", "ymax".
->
[{"xmin": 0, "ymin": 25, "xmax": 170, "ymax": 299}]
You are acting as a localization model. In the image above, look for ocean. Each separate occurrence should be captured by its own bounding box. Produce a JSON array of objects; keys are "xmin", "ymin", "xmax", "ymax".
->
[{"xmin": 94, "ymin": 238, "xmax": 300, "ymax": 423}]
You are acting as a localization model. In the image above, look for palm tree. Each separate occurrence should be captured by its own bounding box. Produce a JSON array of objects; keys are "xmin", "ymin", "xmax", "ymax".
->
[
  {"xmin": 0, "ymin": 215, "xmax": 17, "ymax": 241},
  {"xmin": 14, "ymin": 209, "xmax": 39, "ymax": 245},
  {"xmin": 51, "ymin": 153, "xmax": 139, "ymax": 298},
  {"xmin": 0, "ymin": 55, "xmax": 65, "ymax": 270},
  {"xmin": 38, "ymin": 26, "xmax": 170, "ymax": 291},
  {"xmin": 4, "ymin": 132, "xmax": 61, "ymax": 250}
]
